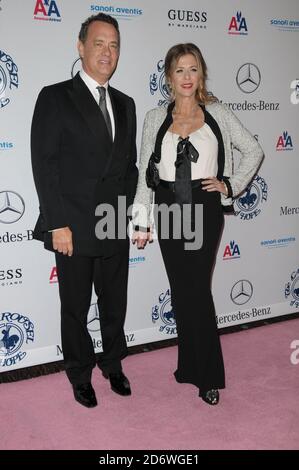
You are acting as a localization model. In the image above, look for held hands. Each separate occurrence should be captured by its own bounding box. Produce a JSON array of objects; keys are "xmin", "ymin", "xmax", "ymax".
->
[
  {"xmin": 132, "ymin": 230, "xmax": 153, "ymax": 249},
  {"xmin": 201, "ymin": 177, "xmax": 228, "ymax": 196},
  {"xmin": 52, "ymin": 227, "xmax": 73, "ymax": 256}
]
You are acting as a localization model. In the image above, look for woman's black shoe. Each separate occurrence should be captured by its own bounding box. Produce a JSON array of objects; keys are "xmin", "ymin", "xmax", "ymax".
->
[{"xmin": 199, "ymin": 389, "xmax": 219, "ymax": 405}]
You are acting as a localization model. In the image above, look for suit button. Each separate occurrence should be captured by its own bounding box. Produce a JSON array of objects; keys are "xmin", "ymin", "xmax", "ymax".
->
[{"xmin": 102, "ymin": 177, "xmax": 106, "ymax": 182}]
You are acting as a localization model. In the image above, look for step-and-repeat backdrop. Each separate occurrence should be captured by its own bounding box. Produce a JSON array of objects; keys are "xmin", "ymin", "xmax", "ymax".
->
[{"xmin": 1, "ymin": 0, "xmax": 298, "ymax": 372}]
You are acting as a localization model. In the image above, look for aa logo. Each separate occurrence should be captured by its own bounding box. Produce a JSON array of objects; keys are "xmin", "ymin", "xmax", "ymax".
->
[
  {"xmin": 276, "ymin": 131, "xmax": 293, "ymax": 151},
  {"xmin": 228, "ymin": 11, "xmax": 248, "ymax": 35},
  {"xmin": 34, "ymin": 0, "xmax": 61, "ymax": 21},
  {"xmin": 223, "ymin": 240, "xmax": 241, "ymax": 260}
]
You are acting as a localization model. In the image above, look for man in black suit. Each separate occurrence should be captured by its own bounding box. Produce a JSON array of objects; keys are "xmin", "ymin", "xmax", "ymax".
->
[{"xmin": 31, "ymin": 13, "xmax": 138, "ymax": 408}]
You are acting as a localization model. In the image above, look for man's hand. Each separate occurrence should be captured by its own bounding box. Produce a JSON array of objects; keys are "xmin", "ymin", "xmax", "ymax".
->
[{"xmin": 52, "ymin": 227, "xmax": 73, "ymax": 256}]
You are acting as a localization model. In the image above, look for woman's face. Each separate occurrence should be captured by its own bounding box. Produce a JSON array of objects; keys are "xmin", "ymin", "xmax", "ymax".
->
[{"xmin": 169, "ymin": 53, "xmax": 201, "ymax": 99}]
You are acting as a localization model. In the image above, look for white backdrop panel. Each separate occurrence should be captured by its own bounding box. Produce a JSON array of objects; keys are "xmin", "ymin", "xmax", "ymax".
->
[{"xmin": 0, "ymin": 0, "xmax": 298, "ymax": 371}]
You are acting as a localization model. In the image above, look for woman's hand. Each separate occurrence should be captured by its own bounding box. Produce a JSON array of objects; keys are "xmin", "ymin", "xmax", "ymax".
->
[
  {"xmin": 201, "ymin": 177, "xmax": 228, "ymax": 196},
  {"xmin": 132, "ymin": 230, "xmax": 153, "ymax": 249}
]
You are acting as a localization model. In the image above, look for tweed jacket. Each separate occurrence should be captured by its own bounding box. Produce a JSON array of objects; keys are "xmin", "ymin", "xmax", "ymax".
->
[{"xmin": 132, "ymin": 101, "xmax": 264, "ymax": 228}]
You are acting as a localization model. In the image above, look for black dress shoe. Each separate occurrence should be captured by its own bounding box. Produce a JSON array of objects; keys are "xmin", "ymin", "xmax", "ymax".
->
[
  {"xmin": 199, "ymin": 389, "xmax": 219, "ymax": 405},
  {"xmin": 103, "ymin": 371, "xmax": 131, "ymax": 396},
  {"xmin": 73, "ymin": 382, "xmax": 97, "ymax": 408}
]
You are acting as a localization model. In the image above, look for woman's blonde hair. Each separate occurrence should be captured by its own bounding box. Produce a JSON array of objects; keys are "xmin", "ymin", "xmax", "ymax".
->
[{"xmin": 164, "ymin": 43, "xmax": 217, "ymax": 105}]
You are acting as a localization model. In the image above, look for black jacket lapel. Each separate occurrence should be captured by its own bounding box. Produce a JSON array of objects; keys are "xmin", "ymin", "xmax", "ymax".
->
[
  {"xmin": 68, "ymin": 73, "xmax": 112, "ymax": 157},
  {"xmin": 202, "ymin": 106, "xmax": 225, "ymax": 180}
]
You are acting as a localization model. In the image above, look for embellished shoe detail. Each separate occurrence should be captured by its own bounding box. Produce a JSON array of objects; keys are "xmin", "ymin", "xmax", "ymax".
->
[{"xmin": 199, "ymin": 389, "xmax": 219, "ymax": 405}]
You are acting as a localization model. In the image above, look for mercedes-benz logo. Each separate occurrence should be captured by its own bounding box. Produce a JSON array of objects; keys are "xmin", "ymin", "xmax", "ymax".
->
[
  {"xmin": 230, "ymin": 280, "xmax": 253, "ymax": 305},
  {"xmin": 0, "ymin": 191, "xmax": 25, "ymax": 224},
  {"xmin": 87, "ymin": 302, "xmax": 100, "ymax": 332},
  {"xmin": 236, "ymin": 63, "xmax": 261, "ymax": 93}
]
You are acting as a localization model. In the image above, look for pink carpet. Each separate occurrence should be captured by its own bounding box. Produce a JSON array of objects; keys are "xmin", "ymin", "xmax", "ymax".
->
[{"xmin": 1, "ymin": 318, "xmax": 298, "ymax": 450}]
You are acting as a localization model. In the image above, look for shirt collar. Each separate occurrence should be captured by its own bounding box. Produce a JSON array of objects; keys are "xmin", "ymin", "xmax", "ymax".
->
[{"xmin": 79, "ymin": 69, "xmax": 109, "ymax": 93}]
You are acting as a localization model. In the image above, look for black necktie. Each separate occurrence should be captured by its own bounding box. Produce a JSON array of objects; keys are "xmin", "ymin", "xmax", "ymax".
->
[
  {"xmin": 174, "ymin": 136, "xmax": 199, "ymax": 205},
  {"xmin": 97, "ymin": 86, "xmax": 113, "ymax": 140}
]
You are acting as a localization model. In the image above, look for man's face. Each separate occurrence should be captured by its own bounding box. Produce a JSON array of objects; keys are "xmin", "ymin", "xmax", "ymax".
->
[{"xmin": 78, "ymin": 21, "xmax": 120, "ymax": 84}]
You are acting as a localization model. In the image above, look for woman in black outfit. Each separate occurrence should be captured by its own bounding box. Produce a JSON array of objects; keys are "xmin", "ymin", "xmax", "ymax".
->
[{"xmin": 132, "ymin": 43, "xmax": 263, "ymax": 405}]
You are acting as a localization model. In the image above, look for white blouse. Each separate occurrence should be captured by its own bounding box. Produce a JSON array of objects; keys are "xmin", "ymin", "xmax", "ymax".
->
[{"xmin": 157, "ymin": 123, "xmax": 218, "ymax": 181}]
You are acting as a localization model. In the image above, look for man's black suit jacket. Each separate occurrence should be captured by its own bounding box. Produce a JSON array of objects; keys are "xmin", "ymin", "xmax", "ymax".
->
[{"xmin": 31, "ymin": 73, "xmax": 138, "ymax": 257}]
